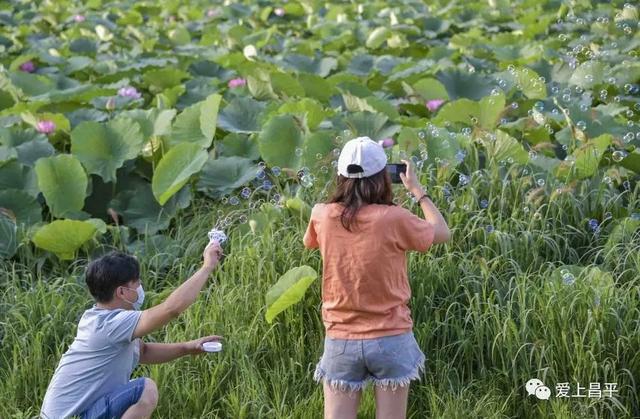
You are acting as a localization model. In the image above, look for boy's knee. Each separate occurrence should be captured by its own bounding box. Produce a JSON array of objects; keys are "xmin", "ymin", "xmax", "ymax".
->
[{"xmin": 139, "ymin": 378, "xmax": 159, "ymax": 409}]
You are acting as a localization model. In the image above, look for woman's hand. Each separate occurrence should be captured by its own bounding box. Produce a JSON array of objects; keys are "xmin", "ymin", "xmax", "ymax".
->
[
  {"xmin": 203, "ymin": 241, "xmax": 223, "ymax": 270},
  {"xmin": 399, "ymin": 159, "xmax": 425, "ymax": 198},
  {"xmin": 184, "ymin": 335, "xmax": 223, "ymax": 355}
]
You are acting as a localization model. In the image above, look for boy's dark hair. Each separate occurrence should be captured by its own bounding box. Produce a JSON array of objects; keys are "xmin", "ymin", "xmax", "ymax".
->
[{"xmin": 85, "ymin": 251, "xmax": 140, "ymax": 303}]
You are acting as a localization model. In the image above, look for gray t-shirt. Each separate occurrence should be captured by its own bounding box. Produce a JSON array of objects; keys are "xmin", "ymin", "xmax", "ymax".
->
[{"xmin": 40, "ymin": 306, "xmax": 142, "ymax": 418}]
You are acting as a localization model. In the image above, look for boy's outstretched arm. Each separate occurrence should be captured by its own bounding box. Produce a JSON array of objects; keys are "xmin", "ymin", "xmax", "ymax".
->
[
  {"xmin": 139, "ymin": 335, "xmax": 222, "ymax": 364},
  {"xmin": 132, "ymin": 243, "xmax": 222, "ymax": 340}
]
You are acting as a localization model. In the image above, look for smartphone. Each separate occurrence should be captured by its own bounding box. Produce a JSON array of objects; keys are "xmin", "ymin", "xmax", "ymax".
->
[{"xmin": 386, "ymin": 163, "xmax": 406, "ymax": 184}]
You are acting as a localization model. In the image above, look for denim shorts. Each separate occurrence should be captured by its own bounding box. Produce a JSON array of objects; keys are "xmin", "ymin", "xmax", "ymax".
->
[
  {"xmin": 80, "ymin": 377, "xmax": 146, "ymax": 419},
  {"xmin": 313, "ymin": 331, "xmax": 426, "ymax": 392}
]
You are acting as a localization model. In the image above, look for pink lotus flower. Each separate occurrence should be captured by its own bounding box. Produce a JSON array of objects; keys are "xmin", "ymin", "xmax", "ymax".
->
[
  {"xmin": 378, "ymin": 138, "xmax": 394, "ymax": 148},
  {"xmin": 73, "ymin": 14, "xmax": 85, "ymax": 23},
  {"xmin": 117, "ymin": 86, "xmax": 141, "ymax": 99},
  {"xmin": 228, "ymin": 78, "xmax": 246, "ymax": 88},
  {"xmin": 274, "ymin": 7, "xmax": 285, "ymax": 16},
  {"xmin": 19, "ymin": 60, "xmax": 36, "ymax": 73},
  {"xmin": 36, "ymin": 120, "xmax": 56, "ymax": 134},
  {"xmin": 426, "ymin": 99, "xmax": 445, "ymax": 112}
]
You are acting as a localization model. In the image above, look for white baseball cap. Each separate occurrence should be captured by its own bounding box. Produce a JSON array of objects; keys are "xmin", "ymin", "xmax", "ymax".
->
[{"xmin": 337, "ymin": 136, "xmax": 388, "ymax": 178}]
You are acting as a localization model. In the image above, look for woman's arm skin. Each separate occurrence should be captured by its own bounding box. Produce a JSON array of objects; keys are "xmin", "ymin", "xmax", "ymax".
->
[
  {"xmin": 132, "ymin": 243, "xmax": 223, "ymax": 339},
  {"xmin": 139, "ymin": 335, "xmax": 222, "ymax": 364},
  {"xmin": 400, "ymin": 159, "xmax": 451, "ymax": 244}
]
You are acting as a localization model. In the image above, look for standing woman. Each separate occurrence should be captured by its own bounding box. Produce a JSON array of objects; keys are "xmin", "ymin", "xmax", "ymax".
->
[{"xmin": 303, "ymin": 137, "xmax": 450, "ymax": 419}]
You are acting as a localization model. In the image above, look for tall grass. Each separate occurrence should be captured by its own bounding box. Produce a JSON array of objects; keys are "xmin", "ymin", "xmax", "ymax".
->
[{"xmin": 1, "ymin": 165, "xmax": 639, "ymax": 418}]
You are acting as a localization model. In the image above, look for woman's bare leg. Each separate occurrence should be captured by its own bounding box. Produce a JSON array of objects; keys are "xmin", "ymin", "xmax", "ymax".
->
[
  {"xmin": 374, "ymin": 384, "xmax": 409, "ymax": 419},
  {"xmin": 323, "ymin": 382, "xmax": 362, "ymax": 419}
]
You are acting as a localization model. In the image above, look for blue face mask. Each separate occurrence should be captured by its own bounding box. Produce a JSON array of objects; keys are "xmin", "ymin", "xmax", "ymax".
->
[{"xmin": 121, "ymin": 284, "xmax": 145, "ymax": 310}]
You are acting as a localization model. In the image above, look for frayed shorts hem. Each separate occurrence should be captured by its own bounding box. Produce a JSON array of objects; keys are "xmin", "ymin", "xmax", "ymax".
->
[{"xmin": 313, "ymin": 351, "xmax": 426, "ymax": 392}]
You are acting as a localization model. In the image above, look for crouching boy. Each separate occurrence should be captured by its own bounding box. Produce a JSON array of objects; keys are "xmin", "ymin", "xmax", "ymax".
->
[{"xmin": 41, "ymin": 242, "xmax": 223, "ymax": 419}]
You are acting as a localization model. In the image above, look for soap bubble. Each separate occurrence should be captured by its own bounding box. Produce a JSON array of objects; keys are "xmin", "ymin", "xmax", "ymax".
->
[
  {"xmin": 241, "ymin": 187, "xmax": 251, "ymax": 199},
  {"xmin": 295, "ymin": 148, "xmax": 303, "ymax": 157},
  {"xmin": 300, "ymin": 174, "xmax": 314, "ymax": 188},
  {"xmin": 229, "ymin": 196, "xmax": 240, "ymax": 206},
  {"xmin": 480, "ymin": 199, "xmax": 489, "ymax": 209},
  {"xmin": 239, "ymin": 215, "xmax": 248, "ymax": 223},
  {"xmin": 537, "ymin": 178, "xmax": 545, "ymax": 187},
  {"xmin": 262, "ymin": 180, "xmax": 273, "ymax": 190},
  {"xmin": 576, "ymin": 120, "xmax": 587, "ymax": 130},
  {"xmin": 271, "ymin": 166, "xmax": 281, "ymax": 176},
  {"xmin": 458, "ymin": 174, "xmax": 470, "ymax": 186},
  {"xmin": 562, "ymin": 272, "xmax": 575, "ymax": 285},
  {"xmin": 316, "ymin": 153, "xmax": 323, "ymax": 160},
  {"xmin": 612, "ymin": 150, "xmax": 627, "ymax": 162},
  {"xmin": 588, "ymin": 218, "xmax": 599, "ymax": 232},
  {"xmin": 332, "ymin": 148, "xmax": 341, "ymax": 157},
  {"xmin": 256, "ymin": 170, "xmax": 266, "ymax": 180},
  {"xmin": 320, "ymin": 166, "xmax": 329, "ymax": 174},
  {"xmin": 485, "ymin": 225, "xmax": 494, "ymax": 233}
]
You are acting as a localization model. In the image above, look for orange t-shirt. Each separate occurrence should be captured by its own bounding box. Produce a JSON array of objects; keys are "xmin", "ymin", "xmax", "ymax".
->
[{"xmin": 303, "ymin": 203, "xmax": 435, "ymax": 339}]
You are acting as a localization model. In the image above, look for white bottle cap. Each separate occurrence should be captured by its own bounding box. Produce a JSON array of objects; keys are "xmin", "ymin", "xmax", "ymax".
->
[{"xmin": 202, "ymin": 342, "xmax": 223, "ymax": 352}]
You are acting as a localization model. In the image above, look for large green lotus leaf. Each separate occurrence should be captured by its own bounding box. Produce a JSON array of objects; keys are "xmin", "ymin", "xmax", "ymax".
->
[
  {"xmin": 9, "ymin": 71, "xmax": 55, "ymax": 97},
  {"xmin": 572, "ymin": 134, "xmax": 612, "ymax": 179},
  {"xmin": 412, "ymin": 78, "xmax": 449, "ymax": 100},
  {"xmin": 347, "ymin": 54, "xmax": 374, "ymax": 76},
  {"xmin": 605, "ymin": 218, "xmax": 640, "ymax": 255},
  {"xmin": 0, "ymin": 146, "xmax": 16, "ymax": 162},
  {"xmin": 569, "ymin": 61, "xmax": 606, "ymax": 90},
  {"xmin": 482, "ymin": 130, "xmax": 529, "ymax": 165},
  {"xmin": 298, "ymin": 73, "xmax": 335, "ymax": 103},
  {"xmin": 265, "ymin": 265, "xmax": 317, "ymax": 323},
  {"xmin": 197, "ymin": 156, "xmax": 259, "ymax": 198},
  {"xmin": 343, "ymin": 93, "xmax": 377, "ymax": 114},
  {"xmin": 366, "ymin": 27, "xmax": 392, "ymax": 49},
  {"xmin": 14, "ymin": 139, "xmax": 55, "ymax": 166},
  {"xmin": 168, "ymin": 94, "xmax": 221, "ymax": 148},
  {"xmin": 143, "ymin": 67, "xmax": 189, "ymax": 91},
  {"xmin": 110, "ymin": 181, "xmax": 191, "ymax": 234},
  {"xmin": 478, "ymin": 93, "xmax": 506, "ymax": 129},
  {"xmin": 0, "ymin": 212, "xmax": 17, "ymax": 259},
  {"xmin": 436, "ymin": 70, "xmax": 493, "ymax": 100},
  {"xmin": 0, "ymin": 127, "xmax": 46, "ymax": 147},
  {"xmin": 35, "ymin": 155, "xmax": 88, "ymax": 218},
  {"xmin": 277, "ymin": 98, "xmax": 327, "ymax": 130},
  {"xmin": 217, "ymin": 97, "xmax": 265, "ymax": 133},
  {"xmin": 270, "ymin": 72, "xmax": 305, "ymax": 97},
  {"xmin": 216, "ymin": 133, "xmax": 260, "ymax": 160},
  {"xmin": 344, "ymin": 112, "xmax": 399, "ymax": 142},
  {"xmin": 281, "ymin": 55, "xmax": 337, "ymax": 77},
  {"xmin": 71, "ymin": 118, "xmax": 144, "ymax": 183},
  {"xmin": 434, "ymin": 99, "xmax": 479, "ymax": 126},
  {"xmin": 32, "ymin": 219, "xmax": 97, "ymax": 260},
  {"xmin": 515, "ymin": 67, "xmax": 546, "ymax": 99},
  {"xmin": 177, "ymin": 77, "xmax": 219, "ymax": 109},
  {"xmin": 0, "ymin": 189, "xmax": 41, "ymax": 225},
  {"xmin": 425, "ymin": 128, "xmax": 461, "ymax": 166},
  {"xmin": 620, "ymin": 151, "xmax": 640, "ymax": 174},
  {"xmin": 121, "ymin": 108, "xmax": 177, "ymax": 140},
  {"xmin": 152, "ymin": 143, "xmax": 208, "ymax": 205},
  {"xmin": 397, "ymin": 126, "xmax": 420, "ymax": 153},
  {"xmin": 302, "ymin": 130, "xmax": 337, "ymax": 168},
  {"xmin": 258, "ymin": 115, "xmax": 304, "ymax": 169},
  {"xmin": 0, "ymin": 160, "xmax": 38, "ymax": 197}
]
